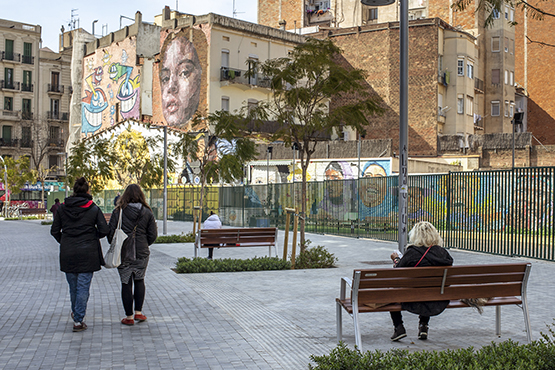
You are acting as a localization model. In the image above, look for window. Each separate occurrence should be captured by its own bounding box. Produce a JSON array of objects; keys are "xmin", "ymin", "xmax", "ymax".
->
[
  {"xmin": 491, "ymin": 101, "xmax": 500, "ymax": 116},
  {"xmin": 23, "ymin": 42, "xmax": 32, "ymax": 64},
  {"xmin": 50, "ymin": 99, "xmax": 59, "ymax": 116},
  {"xmin": 492, "ymin": 37, "xmax": 500, "ymax": 52},
  {"xmin": 4, "ymin": 68, "xmax": 14, "ymax": 86},
  {"xmin": 2, "ymin": 125, "xmax": 12, "ymax": 140},
  {"xmin": 505, "ymin": 70, "xmax": 509, "ymax": 85},
  {"xmin": 510, "ymin": 71, "xmax": 514, "ymax": 86},
  {"xmin": 492, "ymin": 69, "xmax": 500, "ymax": 84},
  {"xmin": 510, "ymin": 8, "xmax": 514, "ymax": 22},
  {"xmin": 49, "ymin": 126, "xmax": 60, "ymax": 140},
  {"xmin": 247, "ymin": 99, "xmax": 258, "ymax": 113},
  {"xmin": 509, "ymin": 102, "xmax": 514, "ymax": 117},
  {"xmin": 457, "ymin": 96, "xmax": 464, "ymax": 114},
  {"xmin": 505, "ymin": 6, "xmax": 509, "ymax": 19},
  {"xmin": 23, "ymin": 71, "xmax": 32, "ymax": 91},
  {"xmin": 438, "ymin": 55, "xmax": 443, "ymax": 75},
  {"xmin": 504, "ymin": 101, "xmax": 509, "ymax": 116},
  {"xmin": 4, "ymin": 97, "xmax": 13, "ymax": 111},
  {"xmin": 4, "ymin": 39, "xmax": 13, "ymax": 59},
  {"xmin": 457, "ymin": 59, "xmax": 464, "ymax": 76},
  {"xmin": 466, "ymin": 96, "xmax": 473, "ymax": 115},
  {"xmin": 221, "ymin": 96, "xmax": 229, "ymax": 112},
  {"xmin": 512, "ymin": 39, "xmax": 515, "ymax": 54},
  {"xmin": 467, "ymin": 62, "xmax": 474, "ymax": 79},
  {"xmin": 505, "ymin": 37, "xmax": 509, "ymax": 52},
  {"xmin": 22, "ymin": 99, "xmax": 31, "ymax": 114},
  {"xmin": 362, "ymin": 6, "xmax": 378, "ymax": 22},
  {"xmin": 492, "ymin": 9, "xmax": 500, "ymax": 19},
  {"xmin": 21, "ymin": 126, "xmax": 31, "ymax": 147},
  {"xmin": 48, "ymin": 155, "xmax": 58, "ymax": 169},
  {"xmin": 221, "ymin": 49, "xmax": 229, "ymax": 68},
  {"xmin": 222, "ymin": 35, "xmax": 230, "ymax": 42},
  {"xmin": 51, "ymin": 71, "xmax": 60, "ymax": 87},
  {"xmin": 438, "ymin": 93, "xmax": 443, "ymax": 110}
]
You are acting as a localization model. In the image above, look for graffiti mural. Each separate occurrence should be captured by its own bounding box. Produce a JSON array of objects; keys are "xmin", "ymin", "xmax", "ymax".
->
[
  {"xmin": 81, "ymin": 37, "xmax": 140, "ymax": 136},
  {"xmin": 154, "ymin": 27, "xmax": 208, "ymax": 130}
]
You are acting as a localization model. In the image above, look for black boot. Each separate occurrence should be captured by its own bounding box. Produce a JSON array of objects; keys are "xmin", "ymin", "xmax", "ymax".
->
[
  {"xmin": 391, "ymin": 324, "xmax": 407, "ymax": 341},
  {"xmin": 418, "ymin": 323, "xmax": 429, "ymax": 340}
]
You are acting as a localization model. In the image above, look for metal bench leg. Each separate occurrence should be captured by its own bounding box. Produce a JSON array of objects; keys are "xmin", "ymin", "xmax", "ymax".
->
[
  {"xmin": 522, "ymin": 300, "xmax": 532, "ymax": 343},
  {"xmin": 268, "ymin": 246, "xmax": 272, "ymax": 258},
  {"xmin": 353, "ymin": 310, "xmax": 362, "ymax": 349},
  {"xmin": 496, "ymin": 306, "xmax": 501, "ymax": 337},
  {"xmin": 336, "ymin": 301, "xmax": 342, "ymax": 343}
]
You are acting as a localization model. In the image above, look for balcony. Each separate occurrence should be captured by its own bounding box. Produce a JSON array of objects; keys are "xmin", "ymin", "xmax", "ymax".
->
[
  {"xmin": 0, "ymin": 138, "xmax": 19, "ymax": 147},
  {"xmin": 21, "ymin": 83, "xmax": 33, "ymax": 92},
  {"xmin": 220, "ymin": 67, "xmax": 271, "ymax": 90},
  {"xmin": 47, "ymin": 138, "xmax": 64, "ymax": 147},
  {"xmin": 22, "ymin": 55, "xmax": 34, "ymax": 64},
  {"xmin": 0, "ymin": 80, "xmax": 20, "ymax": 91},
  {"xmin": 1, "ymin": 110, "xmax": 20, "ymax": 119},
  {"xmin": 47, "ymin": 111, "xmax": 68, "ymax": 121},
  {"xmin": 1, "ymin": 51, "xmax": 21, "ymax": 63},
  {"xmin": 21, "ymin": 112, "xmax": 33, "ymax": 120},
  {"xmin": 47, "ymin": 84, "xmax": 64, "ymax": 94}
]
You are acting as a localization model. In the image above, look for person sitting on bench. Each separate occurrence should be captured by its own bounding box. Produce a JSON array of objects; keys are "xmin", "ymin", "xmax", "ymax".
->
[
  {"xmin": 389, "ymin": 221, "xmax": 453, "ymax": 341},
  {"xmin": 203, "ymin": 211, "xmax": 222, "ymax": 259}
]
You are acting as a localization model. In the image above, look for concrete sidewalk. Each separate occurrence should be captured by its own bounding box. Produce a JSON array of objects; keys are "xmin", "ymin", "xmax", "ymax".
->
[{"xmin": 0, "ymin": 219, "xmax": 554, "ymax": 369}]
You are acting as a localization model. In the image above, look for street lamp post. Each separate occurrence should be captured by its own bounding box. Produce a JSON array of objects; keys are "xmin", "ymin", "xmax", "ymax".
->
[
  {"xmin": 57, "ymin": 152, "xmax": 68, "ymax": 199},
  {"xmin": 150, "ymin": 125, "xmax": 168, "ymax": 235},
  {"xmin": 361, "ymin": 0, "xmax": 408, "ymax": 253}
]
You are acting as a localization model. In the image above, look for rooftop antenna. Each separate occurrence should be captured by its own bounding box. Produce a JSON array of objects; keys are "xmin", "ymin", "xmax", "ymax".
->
[
  {"xmin": 232, "ymin": 0, "xmax": 245, "ymax": 18},
  {"xmin": 68, "ymin": 9, "xmax": 79, "ymax": 31}
]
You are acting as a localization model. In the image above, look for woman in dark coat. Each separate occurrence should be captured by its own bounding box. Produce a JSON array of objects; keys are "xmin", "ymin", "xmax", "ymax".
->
[
  {"xmin": 50, "ymin": 177, "xmax": 109, "ymax": 332},
  {"xmin": 389, "ymin": 221, "xmax": 453, "ymax": 341},
  {"xmin": 107, "ymin": 184, "xmax": 157, "ymax": 325}
]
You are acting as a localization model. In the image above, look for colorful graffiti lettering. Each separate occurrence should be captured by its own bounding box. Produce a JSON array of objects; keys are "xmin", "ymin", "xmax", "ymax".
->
[
  {"xmin": 102, "ymin": 51, "xmax": 112, "ymax": 67},
  {"xmin": 109, "ymin": 62, "xmax": 140, "ymax": 119}
]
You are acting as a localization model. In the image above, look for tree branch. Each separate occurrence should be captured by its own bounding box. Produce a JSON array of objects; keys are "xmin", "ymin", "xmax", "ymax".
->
[{"xmin": 526, "ymin": 35, "xmax": 555, "ymax": 47}]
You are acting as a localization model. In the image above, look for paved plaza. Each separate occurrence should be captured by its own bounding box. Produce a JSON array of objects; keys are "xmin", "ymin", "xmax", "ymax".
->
[{"xmin": 0, "ymin": 219, "xmax": 554, "ymax": 369}]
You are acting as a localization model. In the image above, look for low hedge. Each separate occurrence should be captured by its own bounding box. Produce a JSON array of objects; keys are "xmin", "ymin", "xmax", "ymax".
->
[
  {"xmin": 309, "ymin": 324, "xmax": 555, "ymax": 370},
  {"xmin": 175, "ymin": 256, "xmax": 291, "ymax": 273},
  {"xmin": 155, "ymin": 232, "xmax": 195, "ymax": 244}
]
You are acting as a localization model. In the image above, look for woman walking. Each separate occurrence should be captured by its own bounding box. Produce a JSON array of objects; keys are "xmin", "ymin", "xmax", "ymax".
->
[
  {"xmin": 107, "ymin": 184, "xmax": 157, "ymax": 325},
  {"xmin": 50, "ymin": 177, "xmax": 109, "ymax": 332}
]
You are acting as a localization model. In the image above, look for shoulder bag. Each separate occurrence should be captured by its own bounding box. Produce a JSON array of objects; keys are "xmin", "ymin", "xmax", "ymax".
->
[{"xmin": 104, "ymin": 209, "xmax": 128, "ymax": 268}]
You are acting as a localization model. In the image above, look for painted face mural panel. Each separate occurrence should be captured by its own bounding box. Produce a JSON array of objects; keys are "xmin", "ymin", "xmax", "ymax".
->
[
  {"xmin": 81, "ymin": 37, "xmax": 140, "ymax": 136},
  {"xmin": 156, "ymin": 28, "xmax": 207, "ymax": 129}
]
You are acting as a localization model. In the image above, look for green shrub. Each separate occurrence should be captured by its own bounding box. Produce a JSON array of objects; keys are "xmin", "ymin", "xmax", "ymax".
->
[
  {"xmin": 295, "ymin": 241, "xmax": 338, "ymax": 269},
  {"xmin": 309, "ymin": 321, "xmax": 555, "ymax": 370},
  {"xmin": 155, "ymin": 232, "xmax": 195, "ymax": 244},
  {"xmin": 41, "ymin": 220, "xmax": 53, "ymax": 225},
  {"xmin": 5, "ymin": 216, "xmax": 39, "ymax": 221},
  {"xmin": 175, "ymin": 256, "xmax": 291, "ymax": 273}
]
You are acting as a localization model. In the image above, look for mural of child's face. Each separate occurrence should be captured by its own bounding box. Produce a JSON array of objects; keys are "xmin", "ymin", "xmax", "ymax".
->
[{"xmin": 160, "ymin": 36, "xmax": 202, "ymax": 127}]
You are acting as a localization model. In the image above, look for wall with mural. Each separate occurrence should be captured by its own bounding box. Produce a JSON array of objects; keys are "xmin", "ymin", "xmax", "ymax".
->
[
  {"xmin": 152, "ymin": 27, "xmax": 209, "ymax": 131},
  {"xmin": 81, "ymin": 37, "xmax": 141, "ymax": 136}
]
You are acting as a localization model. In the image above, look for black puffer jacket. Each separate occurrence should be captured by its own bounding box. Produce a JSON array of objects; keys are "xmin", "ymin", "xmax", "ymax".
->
[
  {"xmin": 107, "ymin": 203, "xmax": 157, "ymax": 259},
  {"xmin": 397, "ymin": 245, "xmax": 453, "ymax": 316},
  {"xmin": 51, "ymin": 194, "xmax": 109, "ymax": 273}
]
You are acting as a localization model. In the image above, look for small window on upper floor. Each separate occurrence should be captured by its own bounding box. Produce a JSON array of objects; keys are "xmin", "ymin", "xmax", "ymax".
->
[
  {"xmin": 492, "ymin": 69, "xmax": 500, "ymax": 84},
  {"xmin": 491, "ymin": 101, "xmax": 500, "ymax": 116},
  {"xmin": 492, "ymin": 37, "xmax": 500, "ymax": 52},
  {"xmin": 457, "ymin": 95, "xmax": 464, "ymax": 114},
  {"xmin": 221, "ymin": 49, "xmax": 230, "ymax": 68},
  {"xmin": 510, "ymin": 8, "xmax": 515, "ymax": 22},
  {"xmin": 505, "ymin": 6, "xmax": 509, "ymax": 19},
  {"xmin": 467, "ymin": 62, "xmax": 474, "ymax": 79},
  {"xmin": 466, "ymin": 96, "xmax": 473, "ymax": 116},
  {"xmin": 510, "ymin": 71, "xmax": 514, "ymax": 86},
  {"xmin": 221, "ymin": 96, "xmax": 230, "ymax": 112},
  {"xmin": 505, "ymin": 37, "xmax": 509, "ymax": 52},
  {"xmin": 504, "ymin": 70, "xmax": 509, "ymax": 85},
  {"xmin": 222, "ymin": 35, "xmax": 230, "ymax": 42},
  {"xmin": 247, "ymin": 99, "xmax": 258, "ymax": 113},
  {"xmin": 457, "ymin": 59, "xmax": 464, "ymax": 76},
  {"xmin": 4, "ymin": 97, "xmax": 13, "ymax": 111},
  {"xmin": 492, "ymin": 8, "xmax": 500, "ymax": 19}
]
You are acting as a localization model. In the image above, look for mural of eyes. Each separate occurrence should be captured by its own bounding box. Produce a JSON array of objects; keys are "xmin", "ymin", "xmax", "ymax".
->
[{"xmin": 81, "ymin": 89, "xmax": 108, "ymax": 135}]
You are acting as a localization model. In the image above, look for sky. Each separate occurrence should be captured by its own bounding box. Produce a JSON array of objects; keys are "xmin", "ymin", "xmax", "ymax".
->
[{"xmin": 2, "ymin": 0, "xmax": 258, "ymax": 51}]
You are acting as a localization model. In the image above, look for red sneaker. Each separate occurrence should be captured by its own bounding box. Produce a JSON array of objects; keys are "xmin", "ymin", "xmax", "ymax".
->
[
  {"xmin": 121, "ymin": 318, "xmax": 135, "ymax": 326},
  {"xmin": 73, "ymin": 322, "xmax": 88, "ymax": 332},
  {"xmin": 134, "ymin": 314, "xmax": 147, "ymax": 322}
]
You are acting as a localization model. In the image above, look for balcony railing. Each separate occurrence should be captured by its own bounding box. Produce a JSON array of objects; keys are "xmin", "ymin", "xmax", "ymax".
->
[
  {"xmin": 20, "ymin": 139, "xmax": 33, "ymax": 148},
  {"xmin": 1, "ymin": 51, "xmax": 21, "ymax": 62},
  {"xmin": 0, "ymin": 80, "xmax": 20, "ymax": 90},
  {"xmin": 22, "ymin": 55, "xmax": 34, "ymax": 64},
  {"xmin": 47, "ymin": 138, "xmax": 64, "ymax": 147},
  {"xmin": 0, "ymin": 138, "xmax": 19, "ymax": 147},
  {"xmin": 1, "ymin": 110, "xmax": 19, "ymax": 118},
  {"xmin": 47, "ymin": 84, "xmax": 64, "ymax": 94},
  {"xmin": 21, "ymin": 83, "xmax": 33, "ymax": 92},
  {"xmin": 21, "ymin": 112, "xmax": 33, "ymax": 120},
  {"xmin": 220, "ymin": 67, "xmax": 271, "ymax": 89},
  {"xmin": 47, "ymin": 111, "xmax": 68, "ymax": 120}
]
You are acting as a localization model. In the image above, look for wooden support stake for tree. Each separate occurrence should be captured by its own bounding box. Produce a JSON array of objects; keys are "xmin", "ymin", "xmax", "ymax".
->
[
  {"xmin": 283, "ymin": 212, "xmax": 291, "ymax": 261},
  {"xmin": 291, "ymin": 207, "xmax": 298, "ymax": 269}
]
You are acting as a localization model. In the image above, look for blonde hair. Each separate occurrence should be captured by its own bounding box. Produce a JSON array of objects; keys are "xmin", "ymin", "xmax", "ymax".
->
[{"xmin": 408, "ymin": 221, "xmax": 443, "ymax": 247}]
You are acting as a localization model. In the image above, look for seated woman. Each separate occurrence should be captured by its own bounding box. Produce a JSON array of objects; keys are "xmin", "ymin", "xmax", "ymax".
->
[{"xmin": 389, "ymin": 221, "xmax": 453, "ymax": 341}]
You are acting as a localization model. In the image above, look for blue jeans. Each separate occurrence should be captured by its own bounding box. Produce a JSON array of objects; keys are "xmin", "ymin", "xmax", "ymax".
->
[{"xmin": 65, "ymin": 272, "xmax": 93, "ymax": 323}]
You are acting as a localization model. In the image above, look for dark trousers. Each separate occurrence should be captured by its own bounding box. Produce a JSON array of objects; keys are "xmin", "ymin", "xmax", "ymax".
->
[
  {"xmin": 206, "ymin": 244, "xmax": 218, "ymax": 259},
  {"xmin": 390, "ymin": 311, "xmax": 430, "ymax": 327},
  {"xmin": 122, "ymin": 274, "xmax": 145, "ymax": 316}
]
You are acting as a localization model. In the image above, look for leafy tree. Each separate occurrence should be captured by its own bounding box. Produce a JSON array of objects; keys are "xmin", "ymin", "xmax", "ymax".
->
[
  {"xmin": 28, "ymin": 124, "xmax": 59, "ymax": 206},
  {"xmin": 172, "ymin": 111, "xmax": 258, "ymax": 223},
  {"xmin": 248, "ymin": 38, "xmax": 382, "ymax": 248},
  {"xmin": 0, "ymin": 156, "xmax": 36, "ymax": 203}
]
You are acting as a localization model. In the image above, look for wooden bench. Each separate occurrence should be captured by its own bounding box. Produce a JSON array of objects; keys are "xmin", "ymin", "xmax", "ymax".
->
[
  {"xmin": 19, "ymin": 208, "xmax": 48, "ymax": 219},
  {"xmin": 336, "ymin": 263, "xmax": 532, "ymax": 348},
  {"xmin": 194, "ymin": 227, "xmax": 279, "ymax": 258}
]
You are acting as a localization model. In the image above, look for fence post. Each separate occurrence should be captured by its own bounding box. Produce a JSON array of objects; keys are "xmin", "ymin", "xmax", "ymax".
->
[
  {"xmin": 283, "ymin": 208, "xmax": 291, "ymax": 260},
  {"xmin": 291, "ymin": 207, "xmax": 299, "ymax": 269}
]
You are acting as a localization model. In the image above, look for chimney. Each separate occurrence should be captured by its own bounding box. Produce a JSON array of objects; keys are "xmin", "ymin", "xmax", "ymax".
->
[
  {"xmin": 164, "ymin": 6, "xmax": 171, "ymax": 21},
  {"xmin": 278, "ymin": 19, "xmax": 286, "ymax": 31}
]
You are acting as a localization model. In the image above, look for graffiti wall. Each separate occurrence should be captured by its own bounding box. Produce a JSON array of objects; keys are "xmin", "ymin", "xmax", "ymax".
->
[
  {"xmin": 153, "ymin": 27, "xmax": 209, "ymax": 130},
  {"xmin": 81, "ymin": 37, "xmax": 141, "ymax": 136}
]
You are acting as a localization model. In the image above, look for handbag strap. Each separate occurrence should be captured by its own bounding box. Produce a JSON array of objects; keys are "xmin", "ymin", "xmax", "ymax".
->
[
  {"xmin": 117, "ymin": 208, "xmax": 123, "ymax": 230},
  {"xmin": 414, "ymin": 246, "xmax": 432, "ymax": 267}
]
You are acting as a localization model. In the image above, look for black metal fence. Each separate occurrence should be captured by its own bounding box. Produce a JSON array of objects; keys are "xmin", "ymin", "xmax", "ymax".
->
[{"xmin": 59, "ymin": 167, "xmax": 555, "ymax": 262}]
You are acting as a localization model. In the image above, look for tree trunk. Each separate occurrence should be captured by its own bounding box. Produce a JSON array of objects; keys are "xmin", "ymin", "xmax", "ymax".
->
[{"xmin": 300, "ymin": 148, "xmax": 308, "ymax": 252}]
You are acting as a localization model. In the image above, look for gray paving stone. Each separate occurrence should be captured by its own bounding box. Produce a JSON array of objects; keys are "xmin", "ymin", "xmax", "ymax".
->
[{"xmin": 0, "ymin": 219, "xmax": 554, "ymax": 369}]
